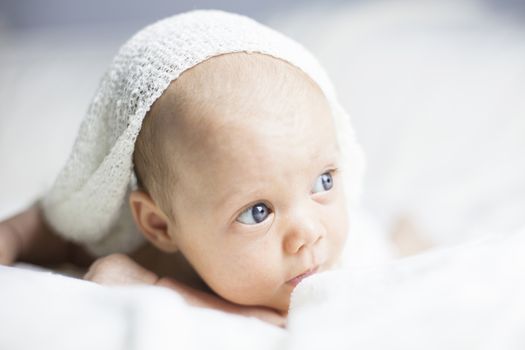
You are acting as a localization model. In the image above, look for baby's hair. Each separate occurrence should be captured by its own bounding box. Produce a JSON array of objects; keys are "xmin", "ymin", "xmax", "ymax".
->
[
  {"xmin": 133, "ymin": 93, "xmax": 178, "ymax": 217},
  {"xmin": 133, "ymin": 52, "xmax": 323, "ymax": 218}
]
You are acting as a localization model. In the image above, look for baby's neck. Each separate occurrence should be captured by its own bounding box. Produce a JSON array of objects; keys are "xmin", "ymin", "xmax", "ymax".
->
[{"xmin": 131, "ymin": 242, "xmax": 211, "ymax": 293}]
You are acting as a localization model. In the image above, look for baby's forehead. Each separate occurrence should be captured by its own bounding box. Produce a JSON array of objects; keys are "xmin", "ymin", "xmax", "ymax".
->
[
  {"xmin": 139, "ymin": 52, "xmax": 337, "ymax": 199},
  {"xmin": 155, "ymin": 52, "xmax": 327, "ymax": 130}
]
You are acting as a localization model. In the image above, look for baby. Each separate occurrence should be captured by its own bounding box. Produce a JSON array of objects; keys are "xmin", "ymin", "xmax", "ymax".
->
[{"xmin": 0, "ymin": 10, "xmax": 365, "ymax": 327}]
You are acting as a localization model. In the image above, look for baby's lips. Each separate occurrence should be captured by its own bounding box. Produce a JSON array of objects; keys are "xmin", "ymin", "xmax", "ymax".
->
[{"xmin": 286, "ymin": 266, "xmax": 319, "ymax": 287}]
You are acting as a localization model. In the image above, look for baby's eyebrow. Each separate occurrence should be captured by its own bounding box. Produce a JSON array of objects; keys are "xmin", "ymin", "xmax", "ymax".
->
[
  {"xmin": 307, "ymin": 150, "xmax": 340, "ymax": 170},
  {"xmin": 217, "ymin": 187, "xmax": 262, "ymax": 209}
]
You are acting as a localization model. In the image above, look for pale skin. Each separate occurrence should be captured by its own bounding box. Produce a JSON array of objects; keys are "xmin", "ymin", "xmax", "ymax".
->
[{"xmin": 0, "ymin": 53, "xmax": 432, "ymax": 328}]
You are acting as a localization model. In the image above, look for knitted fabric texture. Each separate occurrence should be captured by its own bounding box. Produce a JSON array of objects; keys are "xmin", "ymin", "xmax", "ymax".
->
[{"xmin": 41, "ymin": 10, "xmax": 366, "ymax": 256}]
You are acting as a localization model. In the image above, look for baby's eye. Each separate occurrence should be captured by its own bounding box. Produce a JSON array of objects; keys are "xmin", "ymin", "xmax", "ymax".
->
[
  {"xmin": 312, "ymin": 172, "xmax": 334, "ymax": 193},
  {"xmin": 236, "ymin": 203, "xmax": 272, "ymax": 225}
]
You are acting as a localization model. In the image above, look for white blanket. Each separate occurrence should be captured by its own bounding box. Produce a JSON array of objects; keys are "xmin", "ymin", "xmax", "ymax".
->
[
  {"xmin": 290, "ymin": 228, "xmax": 525, "ymax": 350},
  {"xmin": 1, "ymin": 227, "xmax": 524, "ymax": 349}
]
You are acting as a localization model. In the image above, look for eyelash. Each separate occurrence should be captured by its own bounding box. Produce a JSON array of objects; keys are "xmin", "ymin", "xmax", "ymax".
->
[
  {"xmin": 323, "ymin": 168, "xmax": 338, "ymax": 180},
  {"xmin": 235, "ymin": 201, "xmax": 273, "ymax": 225}
]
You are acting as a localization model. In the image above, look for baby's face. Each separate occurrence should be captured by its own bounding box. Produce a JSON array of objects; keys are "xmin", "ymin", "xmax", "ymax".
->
[{"xmin": 157, "ymin": 54, "xmax": 348, "ymax": 311}]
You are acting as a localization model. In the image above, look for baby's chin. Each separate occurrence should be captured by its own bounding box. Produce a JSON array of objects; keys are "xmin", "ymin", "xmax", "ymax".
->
[
  {"xmin": 247, "ymin": 299, "xmax": 290, "ymax": 314},
  {"xmin": 217, "ymin": 289, "xmax": 292, "ymax": 313},
  {"xmin": 263, "ymin": 297, "xmax": 291, "ymax": 313}
]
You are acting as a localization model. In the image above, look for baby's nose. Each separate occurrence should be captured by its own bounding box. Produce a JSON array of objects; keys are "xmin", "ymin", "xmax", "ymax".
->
[{"xmin": 282, "ymin": 216, "xmax": 324, "ymax": 255}]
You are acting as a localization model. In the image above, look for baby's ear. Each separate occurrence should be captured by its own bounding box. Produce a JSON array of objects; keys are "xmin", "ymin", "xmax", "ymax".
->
[{"xmin": 129, "ymin": 191, "xmax": 178, "ymax": 253}]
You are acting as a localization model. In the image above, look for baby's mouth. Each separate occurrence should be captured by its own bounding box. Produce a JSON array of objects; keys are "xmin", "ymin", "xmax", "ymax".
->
[{"xmin": 286, "ymin": 266, "xmax": 319, "ymax": 287}]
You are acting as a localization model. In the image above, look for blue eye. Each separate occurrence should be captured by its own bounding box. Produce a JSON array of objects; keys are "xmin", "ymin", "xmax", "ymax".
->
[
  {"xmin": 312, "ymin": 172, "xmax": 333, "ymax": 193},
  {"xmin": 236, "ymin": 203, "xmax": 272, "ymax": 225}
]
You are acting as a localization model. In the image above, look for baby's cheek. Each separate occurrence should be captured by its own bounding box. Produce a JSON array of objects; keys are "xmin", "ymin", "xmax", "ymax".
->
[
  {"xmin": 215, "ymin": 255, "xmax": 280, "ymax": 305},
  {"xmin": 328, "ymin": 199, "xmax": 350, "ymax": 257}
]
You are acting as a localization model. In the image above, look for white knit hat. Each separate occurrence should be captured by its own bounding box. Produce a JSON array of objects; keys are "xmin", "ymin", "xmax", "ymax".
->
[{"xmin": 41, "ymin": 9, "xmax": 365, "ymax": 256}]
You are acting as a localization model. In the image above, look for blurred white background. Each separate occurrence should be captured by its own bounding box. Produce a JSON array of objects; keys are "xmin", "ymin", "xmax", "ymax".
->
[{"xmin": 0, "ymin": 0, "xmax": 524, "ymax": 247}]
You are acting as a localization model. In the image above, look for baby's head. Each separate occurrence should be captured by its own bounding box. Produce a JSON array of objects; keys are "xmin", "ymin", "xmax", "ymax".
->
[
  {"xmin": 130, "ymin": 52, "xmax": 349, "ymax": 311},
  {"xmin": 42, "ymin": 10, "xmax": 365, "ymax": 313}
]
